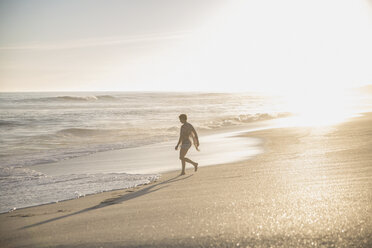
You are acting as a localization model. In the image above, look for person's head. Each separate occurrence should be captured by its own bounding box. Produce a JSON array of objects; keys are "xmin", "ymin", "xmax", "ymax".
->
[{"xmin": 179, "ymin": 114, "xmax": 187, "ymax": 123}]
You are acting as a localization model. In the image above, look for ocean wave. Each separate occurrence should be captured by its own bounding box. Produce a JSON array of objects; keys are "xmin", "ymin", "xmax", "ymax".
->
[
  {"xmin": 0, "ymin": 120, "xmax": 22, "ymax": 127},
  {"xmin": 0, "ymin": 166, "xmax": 44, "ymax": 178},
  {"xmin": 235, "ymin": 112, "xmax": 291, "ymax": 122},
  {"xmin": 202, "ymin": 112, "xmax": 292, "ymax": 129},
  {"xmin": 53, "ymin": 112, "xmax": 288, "ymax": 138},
  {"xmin": 56, "ymin": 128, "xmax": 115, "ymax": 137},
  {"xmin": 0, "ymin": 167, "xmax": 159, "ymax": 213},
  {"xmin": 0, "ymin": 111, "xmax": 290, "ymax": 168},
  {"xmin": 0, "ymin": 130, "xmax": 175, "ymax": 168},
  {"xmin": 19, "ymin": 95, "xmax": 117, "ymax": 102}
]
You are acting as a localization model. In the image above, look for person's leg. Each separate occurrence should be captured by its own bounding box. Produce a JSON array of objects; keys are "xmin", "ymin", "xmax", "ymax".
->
[
  {"xmin": 185, "ymin": 158, "xmax": 198, "ymax": 171},
  {"xmin": 184, "ymin": 157, "xmax": 197, "ymax": 165},
  {"xmin": 179, "ymin": 144, "xmax": 198, "ymax": 174},
  {"xmin": 180, "ymin": 146, "xmax": 198, "ymax": 173},
  {"xmin": 184, "ymin": 158, "xmax": 198, "ymax": 168},
  {"xmin": 179, "ymin": 147, "xmax": 188, "ymax": 175}
]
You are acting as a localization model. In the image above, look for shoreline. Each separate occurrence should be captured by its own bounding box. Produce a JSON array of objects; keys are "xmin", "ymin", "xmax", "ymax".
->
[
  {"xmin": 7, "ymin": 112, "xmax": 364, "ymax": 214},
  {"xmin": 0, "ymin": 177, "xmax": 160, "ymax": 216},
  {"xmin": 1, "ymin": 113, "xmax": 371, "ymax": 247},
  {"xmin": 1, "ymin": 118, "xmax": 278, "ymax": 214},
  {"xmin": 0, "ymin": 113, "xmax": 348, "ymax": 214}
]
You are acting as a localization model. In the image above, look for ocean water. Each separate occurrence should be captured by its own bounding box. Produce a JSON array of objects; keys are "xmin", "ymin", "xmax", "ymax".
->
[
  {"xmin": 0, "ymin": 92, "xmax": 290, "ymax": 168},
  {"xmin": 0, "ymin": 91, "xmax": 370, "ymax": 213}
]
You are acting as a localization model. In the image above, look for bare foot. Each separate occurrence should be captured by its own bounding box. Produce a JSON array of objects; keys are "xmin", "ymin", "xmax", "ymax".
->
[
  {"xmin": 180, "ymin": 172, "xmax": 186, "ymax": 176},
  {"xmin": 194, "ymin": 163, "xmax": 198, "ymax": 172}
]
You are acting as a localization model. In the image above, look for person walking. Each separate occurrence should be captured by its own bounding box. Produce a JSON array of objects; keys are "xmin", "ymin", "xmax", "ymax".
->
[{"xmin": 175, "ymin": 114, "xmax": 199, "ymax": 175}]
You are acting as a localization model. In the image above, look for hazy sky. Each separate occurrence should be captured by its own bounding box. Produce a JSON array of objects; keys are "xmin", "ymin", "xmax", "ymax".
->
[{"xmin": 0, "ymin": 0, "xmax": 372, "ymax": 92}]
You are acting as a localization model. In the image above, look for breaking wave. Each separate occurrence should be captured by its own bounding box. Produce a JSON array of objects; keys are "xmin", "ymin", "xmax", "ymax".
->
[
  {"xmin": 200, "ymin": 112, "xmax": 292, "ymax": 129},
  {"xmin": 0, "ymin": 120, "xmax": 23, "ymax": 128},
  {"xmin": 0, "ymin": 166, "xmax": 159, "ymax": 213},
  {"xmin": 56, "ymin": 128, "xmax": 115, "ymax": 137},
  {"xmin": 20, "ymin": 95, "xmax": 117, "ymax": 102}
]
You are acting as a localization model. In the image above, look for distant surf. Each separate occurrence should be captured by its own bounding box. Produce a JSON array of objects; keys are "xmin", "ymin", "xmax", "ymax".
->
[{"xmin": 23, "ymin": 94, "xmax": 118, "ymax": 102}]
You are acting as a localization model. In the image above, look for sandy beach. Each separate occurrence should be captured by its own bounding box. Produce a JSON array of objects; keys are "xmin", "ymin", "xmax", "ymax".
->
[
  {"xmin": 1, "ymin": 113, "xmax": 371, "ymax": 248},
  {"xmin": 2, "ymin": 1, "xmax": 371, "ymax": 247}
]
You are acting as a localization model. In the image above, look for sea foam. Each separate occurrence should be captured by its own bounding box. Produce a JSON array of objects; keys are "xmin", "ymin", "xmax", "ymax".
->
[{"xmin": 0, "ymin": 166, "xmax": 159, "ymax": 213}]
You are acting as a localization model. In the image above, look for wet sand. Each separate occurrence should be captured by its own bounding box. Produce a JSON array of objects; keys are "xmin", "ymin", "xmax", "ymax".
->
[{"xmin": 1, "ymin": 113, "xmax": 371, "ymax": 247}]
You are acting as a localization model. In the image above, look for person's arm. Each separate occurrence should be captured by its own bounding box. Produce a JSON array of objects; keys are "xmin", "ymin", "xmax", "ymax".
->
[
  {"xmin": 175, "ymin": 136, "xmax": 182, "ymax": 150},
  {"xmin": 175, "ymin": 128, "xmax": 182, "ymax": 150}
]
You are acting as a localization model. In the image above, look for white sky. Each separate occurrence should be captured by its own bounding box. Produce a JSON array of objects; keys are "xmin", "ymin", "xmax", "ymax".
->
[{"xmin": 0, "ymin": 0, "xmax": 371, "ymax": 93}]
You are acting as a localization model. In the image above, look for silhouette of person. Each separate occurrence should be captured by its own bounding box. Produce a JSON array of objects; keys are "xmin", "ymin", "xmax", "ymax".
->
[{"xmin": 175, "ymin": 114, "xmax": 199, "ymax": 175}]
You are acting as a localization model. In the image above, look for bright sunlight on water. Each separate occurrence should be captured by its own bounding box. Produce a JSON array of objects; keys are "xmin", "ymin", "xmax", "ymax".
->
[{"xmin": 278, "ymin": 88, "xmax": 364, "ymax": 127}]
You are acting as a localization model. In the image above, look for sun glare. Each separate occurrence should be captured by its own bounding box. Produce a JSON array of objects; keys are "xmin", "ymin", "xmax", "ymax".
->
[{"xmin": 281, "ymin": 88, "xmax": 357, "ymax": 127}]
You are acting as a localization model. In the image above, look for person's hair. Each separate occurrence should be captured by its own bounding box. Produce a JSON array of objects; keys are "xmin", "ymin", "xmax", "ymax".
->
[{"xmin": 179, "ymin": 114, "xmax": 187, "ymax": 121}]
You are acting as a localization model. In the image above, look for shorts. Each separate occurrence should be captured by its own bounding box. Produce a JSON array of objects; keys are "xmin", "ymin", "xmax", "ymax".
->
[{"xmin": 181, "ymin": 142, "xmax": 192, "ymax": 149}]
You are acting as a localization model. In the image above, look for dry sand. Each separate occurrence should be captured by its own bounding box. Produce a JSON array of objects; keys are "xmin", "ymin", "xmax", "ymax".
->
[{"xmin": 1, "ymin": 113, "xmax": 372, "ymax": 247}]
